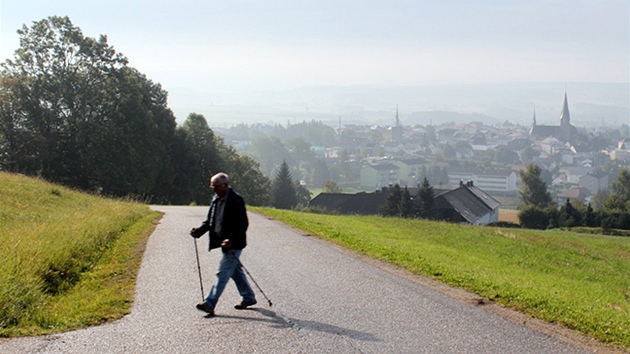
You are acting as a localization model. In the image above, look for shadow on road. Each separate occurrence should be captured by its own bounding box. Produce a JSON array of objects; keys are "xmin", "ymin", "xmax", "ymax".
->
[{"xmin": 204, "ymin": 307, "xmax": 381, "ymax": 343}]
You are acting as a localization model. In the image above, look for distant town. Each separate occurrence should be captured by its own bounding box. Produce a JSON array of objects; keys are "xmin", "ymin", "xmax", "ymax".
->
[{"xmin": 215, "ymin": 92, "xmax": 630, "ymax": 209}]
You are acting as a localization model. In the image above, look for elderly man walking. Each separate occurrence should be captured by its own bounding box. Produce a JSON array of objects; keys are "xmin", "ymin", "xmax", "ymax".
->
[{"xmin": 190, "ymin": 172, "xmax": 257, "ymax": 316}]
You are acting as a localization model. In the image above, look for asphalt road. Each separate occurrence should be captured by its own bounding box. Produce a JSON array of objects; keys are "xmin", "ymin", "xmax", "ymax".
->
[{"xmin": 0, "ymin": 205, "xmax": 600, "ymax": 353}]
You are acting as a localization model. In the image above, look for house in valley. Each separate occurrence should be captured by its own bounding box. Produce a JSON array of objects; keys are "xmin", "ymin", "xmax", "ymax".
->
[
  {"xmin": 359, "ymin": 163, "xmax": 400, "ymax": 189},
  {"xmin": 310, "ymin": 181, "xmax": 500, "ymax": 226},
  {"xmin": 308, "ymin": 189, "xmax": 390, "ymax": 215},
  {"xmin": 434, "ymin": 180, "xmax": 501, "ymax": 225},
  {"xmin": 447, "ymin": 166, "xmax": 517, "ymax": 194}
]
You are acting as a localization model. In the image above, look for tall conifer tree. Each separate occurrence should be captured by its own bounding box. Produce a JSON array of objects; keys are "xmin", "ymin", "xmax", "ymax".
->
[
  {"xmin": 416, "ymin": 177, "xmax": 435, "ymax": 219},
  {"xmin": 271, "ymin": 160, "xmax": 297, "ymax": 209},
  {"xmin": 381, "ymin": 184, "xmax": 402, "ymax": 217}
]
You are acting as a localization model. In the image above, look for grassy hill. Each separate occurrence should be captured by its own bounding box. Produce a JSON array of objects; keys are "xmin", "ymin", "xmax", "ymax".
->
[
  {"xmin": 252, "ymin": 207, "xmax": 630, "ymax": 350},
  {"xmin": 0, "ymin": 172, "xmax": 161, "ymax": 336}
]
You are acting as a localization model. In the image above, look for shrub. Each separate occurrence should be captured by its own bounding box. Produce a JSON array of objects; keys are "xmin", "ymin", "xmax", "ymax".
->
[
  {"xmin": 518, "ymin": 205, "xmax": 550, "ymax": 229},
  {"xmin": 599, "ymin": 209, "xmax": 630, "ymax": 230}
]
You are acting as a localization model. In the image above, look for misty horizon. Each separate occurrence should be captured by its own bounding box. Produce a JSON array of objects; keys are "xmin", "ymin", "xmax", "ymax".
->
[
  {"xmin": 2, "ymin": 1, "xmax": 628, "ymax": 129},
  {"xmin": 177, "ymin": 82, "xmax": 629, "ymax": 128}
]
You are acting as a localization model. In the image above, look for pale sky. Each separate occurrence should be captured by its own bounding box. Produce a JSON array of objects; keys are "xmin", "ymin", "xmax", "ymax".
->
[{"xmin": 1, "ymin": 1, "xmax": 628, "ymax": 124}]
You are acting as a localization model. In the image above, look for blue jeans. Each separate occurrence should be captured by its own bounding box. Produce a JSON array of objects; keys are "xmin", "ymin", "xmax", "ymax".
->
[{"xmin": 204, "ymin": 249, "xmax": 256, "ymax": 310}]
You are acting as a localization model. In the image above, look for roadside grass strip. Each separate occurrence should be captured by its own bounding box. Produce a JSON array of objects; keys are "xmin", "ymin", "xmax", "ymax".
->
[{"xmin": 0, "ymin": 172, "xmax": 161, "ymax": 336}]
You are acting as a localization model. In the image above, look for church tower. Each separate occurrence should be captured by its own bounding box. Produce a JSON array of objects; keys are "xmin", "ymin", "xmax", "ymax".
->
[
  {"xmin": 529, "ymin": 92, "xmax": 577, "ymax": 143},
  {"xmin": 532, "ymin": 110, "xmax": 537, "ymax": 125},
  {"xmin": 559, "ymin": 92, "xmax": 575, "ymax": 142},
  {"xmin": 391, "ymin": 107, "xmax": 404, "ymax": 143},
  {"xmin": 559, "ymin": 92, "xmax": 570, "ymax": 127},
  {"xmin": 529, "ymin": 110, "xmax": 537, "ymax": 137}
]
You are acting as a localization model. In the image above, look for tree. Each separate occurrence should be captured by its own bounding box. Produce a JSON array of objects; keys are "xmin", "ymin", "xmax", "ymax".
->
[
  {"xmin": 271, "ymin": 160, "xmax": 297, "ymax": 209},
  {"xmin": 248, "ymin": 135, "xmax": 288, "ymax": 177},
  {"xmin": 416, "ymin": 177, "xmax": 435, "ymax": 219},
  {"xmin": 0, "ymin": 75, "xmax": 42, "ymax": 173},
  {"xmin": 610, "ymin": 167, "xmax": 630, "ymax": 206},
  {"xmin": 599, "ymin": 168, "xmax": 630, "ymax": 215},
  {"xmin": 591, "ymin": 190, "xmax": 610, "ymax": 210},
  {"xmin": 559, "ymin": 199, "xmax": 582, "ymax": 227},
  {"xmin": 66, "ymin": 65, "xmax": 179, "ymax": 201},
  {"xmin": 0, "ymin": 16, "xmax": 271, "ymax": 205},
  {"xmin": 518, "ymin": 164, "xmax": 553, "ymax": 209},
  {"xmin": 169, "ymin": 116, "xmax": 271, "ymax": 205},
  {"xmin": 322, "ymin": 180, "xmax": 342, "ymax": 193},
  {"xmin": 521, "ymin": 145, "xmax": 539, "ymax": 164},
  {"xmin": 286, "ymin": 136, "xmax": 314, "ymax": 169},
  {"xmin": 401, "ymin": 187, "xmax": 413, "ymax": 218},
  {"xmin": 167, "ymin": 128, "xmax": 201, "ymax": 204},
  {"xmin": 584, "ymin": 203, "xmax": 597, "ymax": 227},
  {"xmin": 220, "ymin": 146, "xmax": 271, "ymax": 207},
  {"xmin": 0, "ymin": 17, "xmax": 182, "ymax": 201},
  {"xmin": 294, "ymin": 181, "xmax": 312, "ymax": 207},
  {"xmin": 456, "ymin": 141, "xmax": 473, "ymax": 158},
  {"xmin": 311, "ymin": 158, "xmax": 330, "ymax": 187},
  {"xmin": 518, "ymin": 205, "xmax": 557, "ymax": 230},
  {"xmin": 0, "ymin": 16, "xmax": 127, "ymax": 183},
  {"xmin": 338, "ymin": 148, "xmax": 355, "ymax": 183},
  {"xmin": 380, "ymin": 184, "xmax": 402, "ymax": 217},
  {"xmin": 284, "ymin": 120, "xmax": 337, "ymax": 147},
  {"xmin": 495, "ymin": 148, "xmax": 520, "ymax": 165},
  {"xmin": 178, "ymin": 113, "xmax": 220, "ymax": 202}
]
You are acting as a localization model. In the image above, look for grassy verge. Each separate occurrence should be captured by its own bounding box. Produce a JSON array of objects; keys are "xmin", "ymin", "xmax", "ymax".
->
[
  {"xmin": 0, "ymin": 172, "xmax": 161, "ymax": 336},
  {"xmin": 251, "ymin": 207, "xmax": 630, "ymax": 350}
]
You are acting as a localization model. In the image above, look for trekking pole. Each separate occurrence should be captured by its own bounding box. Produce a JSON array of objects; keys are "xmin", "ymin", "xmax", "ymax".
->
[
  {"xmin": 193, "ymin": 238, "xmax": 205, "ymax": 302},
  {"xmin": 234, "ymin": 254, "xmax": 273, "ymax": 307}
]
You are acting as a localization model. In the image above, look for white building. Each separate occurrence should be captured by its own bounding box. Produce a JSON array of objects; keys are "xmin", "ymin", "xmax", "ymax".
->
[
  {"xmin": 360, "ymin": 163, "xmax": 400, "ymax": 190},
  {"xmin": 447, "ymin": 167, "xmax": 517, "ymax": 193}
]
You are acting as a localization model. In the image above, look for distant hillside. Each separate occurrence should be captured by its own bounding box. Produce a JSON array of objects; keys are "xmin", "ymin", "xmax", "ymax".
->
[
  {"xmin": 183, "ymin": 82, "xmax": 628, "ymax": 128},
  {"xmin": 406, "ymin": 111, "xmax": 500, "ymax": 126}
]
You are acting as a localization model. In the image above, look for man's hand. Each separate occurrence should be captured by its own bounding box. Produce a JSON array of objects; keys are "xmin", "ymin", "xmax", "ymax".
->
[
  {"xmin": 221, "ymin": 239, "xmax": 232, "ymax": 250},
  {"xmin": 190, "ymin": 228, "xmax": 200, "ymax": 238}
]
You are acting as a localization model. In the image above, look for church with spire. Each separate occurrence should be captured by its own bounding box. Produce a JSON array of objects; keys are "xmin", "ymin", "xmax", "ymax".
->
[
  {"xmin": 529, "ymin": 92, "xmax": 578, "ymax": 143},
  {"xmin": 389, "ymin": 107, "xmax": 404, "ymax": 143}
]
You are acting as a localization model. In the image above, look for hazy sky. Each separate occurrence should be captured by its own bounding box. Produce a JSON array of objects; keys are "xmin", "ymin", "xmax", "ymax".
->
[{"xmin": 1, "ymin": 1, "xmax": 628, "ymax": 123}]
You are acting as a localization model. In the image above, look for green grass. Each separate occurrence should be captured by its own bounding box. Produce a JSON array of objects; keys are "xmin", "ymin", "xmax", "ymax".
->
[
  {"xmin": 251, "ymin": 207, "xmax": 630, "ymax": 350},
  {"xmin": 0, "ymin": 172, "xmax": 161, "ymax": 336}
]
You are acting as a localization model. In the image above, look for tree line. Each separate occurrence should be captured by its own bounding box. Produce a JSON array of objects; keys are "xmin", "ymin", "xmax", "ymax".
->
[
  {"xmin": 379, "ymin": 177, "xmax": 436, "ymax": 219},
  {"xmin": 0, "ymin": 16, "xmax": 306, "ymax": 207},
  {"xmin": 518, "ymin": 164, "xmax": 630, "ymax": 230}
]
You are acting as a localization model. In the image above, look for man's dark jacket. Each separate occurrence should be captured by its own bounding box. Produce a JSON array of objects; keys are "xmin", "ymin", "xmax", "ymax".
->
[{"xmin": 197, "ymin": 188, "xmax": 249, "ymax": 251}]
